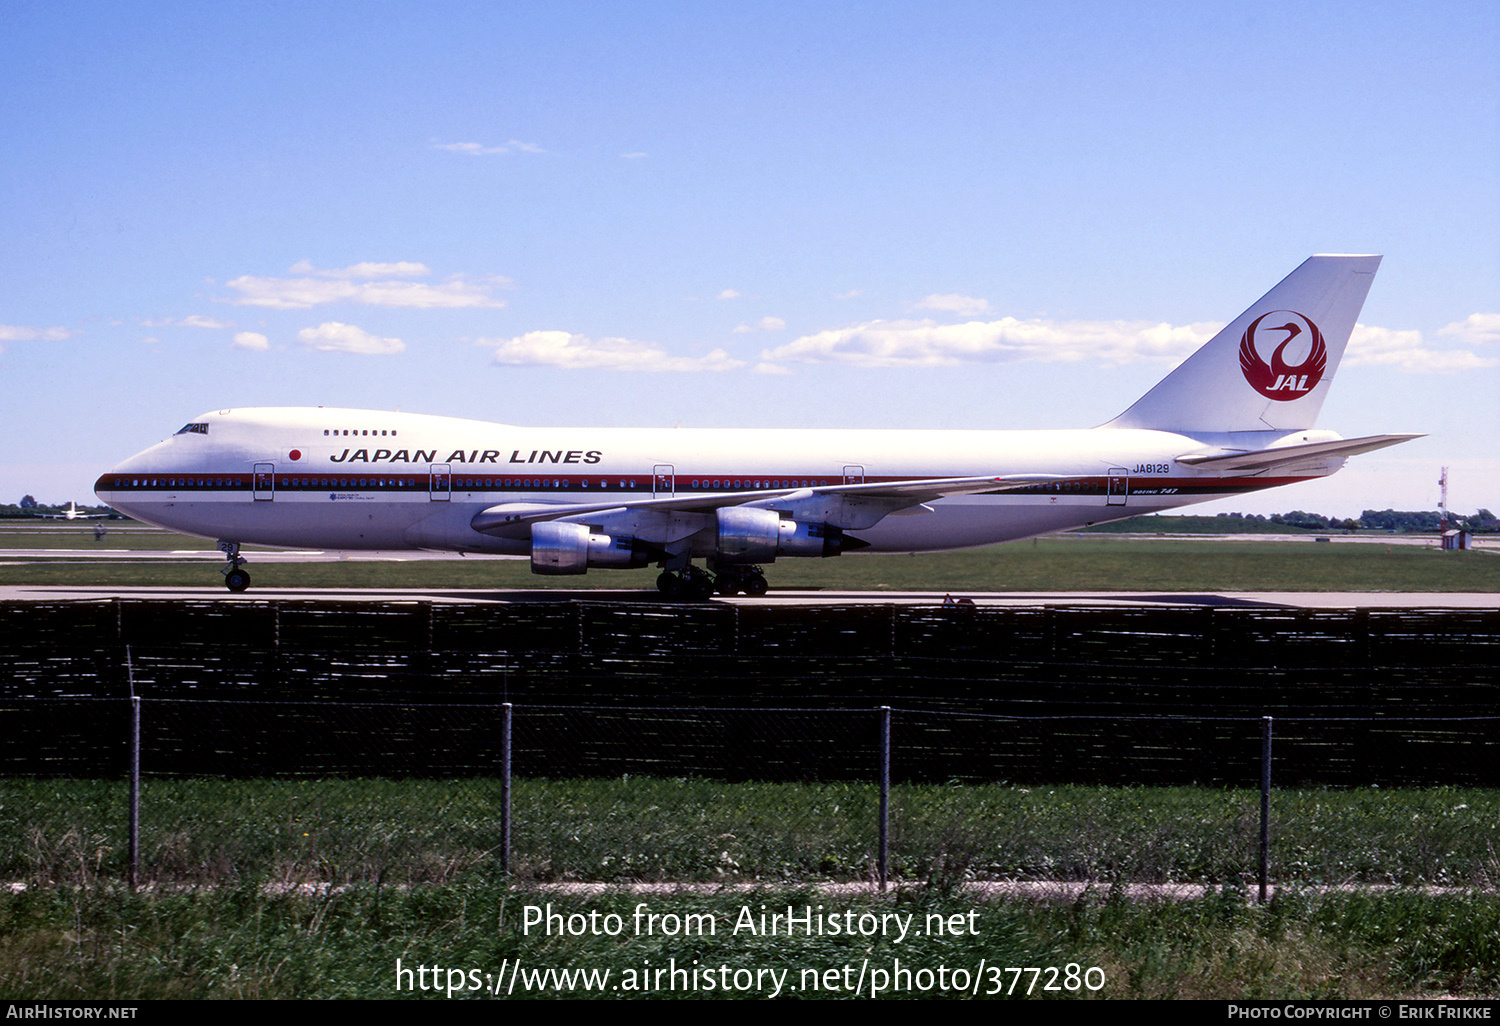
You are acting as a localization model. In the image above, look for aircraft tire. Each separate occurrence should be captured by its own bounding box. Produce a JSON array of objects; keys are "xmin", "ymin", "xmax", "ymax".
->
[
  {"xmin": 225, "ymin": 569, "xmax": 251, "ymax": 593},
  {"xmin": 744, "ymin": 575, "xmax": 768, "ymax": 597},
  {"xmin": 656, "ymin": 572, "xmax": 681, "ymax": 598}
]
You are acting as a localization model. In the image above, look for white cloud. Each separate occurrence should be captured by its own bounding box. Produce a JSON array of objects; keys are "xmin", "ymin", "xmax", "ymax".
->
[
  {"xmin": 733, "ymin": 316, "xmax": 787, "ymax": 334},
  {"xmin": 482, "ymin": 330, "xmax": 744, "ymax": 372},
  {"xmin": 233, "ymin": 331, "xmax": 271, "ymax": 351},
  {"xmin": 912, "ymin": 293, "xmax": 991, "ymax": 317},
  {"xmin": 296, "ymin": 322, "xmax": 404, "ymax": 356},
  {"xmin": 224, "ymin": 262, "xmax": 506, "ymax": 309},
  {"xmin": 435, "ymin": 139, "xmax": 544, "ymax": 156},
  {"xmin": 1437, "ymin": 313, "xmax": 1500, "ymax": 346},
  {"xmin": 0, "ymin": 324, "xmax": 75, "ymax": 341},
  {"xmin": 621, "ymin": 151, "xmax": 648, "ymax": 159},
  {"xmin": 835, "ymin": 289, "xmax": 862, "ymax": 300},
  {"xmin": 182, "ymin": 314, "xmax": 231, "ymax": 329},
  {"xmin": 435, "ymin": 142, "xmax": 508, "ymax": 156},
  {"xmin": 288, "ymin": 260, "xmax": 430, "ymax": 279},
  {"xmin": 1345, "ymin": 323, "xmax": 1499, "ymax": 372},
  {"xmin": 716, "ymin": 289, "xmax": 743, "ymax": 300},
  {"xmin": 142, "ymin": 314, "xmax": 233, "ymax": 329},
  {"xmin": 761, "ymin": 317, "xmax": 1221, "ymax": 368}
]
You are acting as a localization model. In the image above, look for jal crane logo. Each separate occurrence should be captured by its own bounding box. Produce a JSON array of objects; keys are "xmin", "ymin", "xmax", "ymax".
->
[{"xmin": 1238, "ymin": 310, "xmax": 1326, "ymax": 401}]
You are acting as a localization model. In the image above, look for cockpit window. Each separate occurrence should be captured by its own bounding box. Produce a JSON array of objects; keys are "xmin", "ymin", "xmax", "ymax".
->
[{"xmin": 175, "ymin": 423, "xmax": 209, "ymax": 435}]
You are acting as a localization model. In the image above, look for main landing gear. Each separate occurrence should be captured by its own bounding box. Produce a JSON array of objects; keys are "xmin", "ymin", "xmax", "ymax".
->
[
  {"xmin": 219, "ymin": 540, "xmax": 250, "ymax": 593},
  {"xmin": 713, "ymin": 565, "xmax": 769, "ymax": 597},
  {"xmin": 656, "ymin": 566, "xmax": 715, "ymax": 601},
  {"xmin": 655, "ymin": 564, "xmax": 768, "ymax": 601}
]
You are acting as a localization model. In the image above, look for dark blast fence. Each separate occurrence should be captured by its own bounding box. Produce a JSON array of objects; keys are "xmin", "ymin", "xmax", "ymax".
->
[{"xmin": 2, "ymin": 599, "xmax": 1499, "ymax": 784}]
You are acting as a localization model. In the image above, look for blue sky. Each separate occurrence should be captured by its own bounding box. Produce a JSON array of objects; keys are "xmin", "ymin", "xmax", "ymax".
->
[{"xmin": 3, "ymin": 1, "xmax": 1496, "ymax": 518}]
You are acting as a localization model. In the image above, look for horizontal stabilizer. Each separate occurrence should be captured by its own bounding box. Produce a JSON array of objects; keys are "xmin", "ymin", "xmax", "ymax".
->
[{"xmin": 1175, "ymin": 433, "xmax": 1423, "ymax": 474}]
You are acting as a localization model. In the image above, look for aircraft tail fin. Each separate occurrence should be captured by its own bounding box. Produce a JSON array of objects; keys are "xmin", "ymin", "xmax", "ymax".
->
[{"xmin": 1106, "ymin": 255, "xmax": 1381, "ymax": 434}]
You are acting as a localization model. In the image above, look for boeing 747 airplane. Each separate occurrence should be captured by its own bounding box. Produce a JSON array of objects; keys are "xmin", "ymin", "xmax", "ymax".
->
[{"xmin": 95, "ymin": 255, "xmax": 1419, "ymax": 597}]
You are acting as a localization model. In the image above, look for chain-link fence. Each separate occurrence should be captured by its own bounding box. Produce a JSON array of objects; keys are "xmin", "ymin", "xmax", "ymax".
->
[{"xmin": 5, "ymin": 697, "xmax": 1499, "ymax": 893}]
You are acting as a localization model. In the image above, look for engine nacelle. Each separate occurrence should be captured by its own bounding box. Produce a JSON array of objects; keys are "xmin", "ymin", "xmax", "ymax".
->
[
  {"xmin": 530, "ymin": 521, "xmax": 651, "ymax": 575},
  {"xmin": 714, "ymin": 506, "xmax": 845, "ymax": 564}
]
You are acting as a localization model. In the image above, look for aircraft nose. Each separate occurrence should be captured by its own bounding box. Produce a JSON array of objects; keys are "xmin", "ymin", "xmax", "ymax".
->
[
  {"xmin": 95, "ymin": 464, "xmax": 128, "ymax": 508},
  {"xmin": 95, "ymin": 446, "xmax": 154, "ymax": 509}
]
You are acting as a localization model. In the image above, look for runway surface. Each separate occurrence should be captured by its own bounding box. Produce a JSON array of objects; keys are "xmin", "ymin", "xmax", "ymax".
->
[{"xmin": 1, "ymin": 584, "xmax": 1495, "ymax": 608}]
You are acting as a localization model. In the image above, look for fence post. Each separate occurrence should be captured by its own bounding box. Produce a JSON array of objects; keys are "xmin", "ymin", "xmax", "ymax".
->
[
  {"xmin": 1259, "ymin": 715, "xmax": 1272, "ymax": 904},
  {"xmin": 879, "ymin": 705, "xmax": 891, "ymax": 892},
  {"xmin": 127, "ymin": 647, "xmax": 140, "ymax": 893},
  {"xmin": 500, "ymin": 702, "xmax": 513, "ymax": 876}
]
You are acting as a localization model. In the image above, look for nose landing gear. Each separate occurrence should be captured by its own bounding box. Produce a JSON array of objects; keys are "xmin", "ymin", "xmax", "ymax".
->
[{"xmin": 218, "ymin": 540, "xmax": 250, "ymax": 592}]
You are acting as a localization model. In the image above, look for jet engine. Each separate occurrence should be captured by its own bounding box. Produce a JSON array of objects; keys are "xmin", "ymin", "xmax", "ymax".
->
[
  {"xmin": 714, "ymin": 506, "xmax": 848, "ymax": 564},
  {"xmin": 530, "ymin": 521, "xmax": 652, "ymax": 575}
]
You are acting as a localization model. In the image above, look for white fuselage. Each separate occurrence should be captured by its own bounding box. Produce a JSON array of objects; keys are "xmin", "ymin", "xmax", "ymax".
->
[{"xmin": 94, "ymin": 407, "xmax": 1338, "ymax": 557}]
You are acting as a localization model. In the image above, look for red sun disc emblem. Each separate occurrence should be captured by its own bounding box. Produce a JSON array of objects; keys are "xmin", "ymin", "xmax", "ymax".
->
[
  {"xmin": 289, "ymin": 450, "xmax": 302, "ymax": 461},
  {"xmin": 1238, "ymin": 310, "xmax": 1327, "ymax": 401}
]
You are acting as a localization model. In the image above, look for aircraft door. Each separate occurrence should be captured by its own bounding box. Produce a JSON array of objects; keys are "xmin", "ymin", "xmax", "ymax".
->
[
  {"xmin": 843, "ymin": 465, "xmax": 865, "ymax": 485},
  {"xmin": 430, "ymin": 464, "xmax": 452, "ymax": 502},
  {"xmin": 252, "ymin": 463, "xmax": 275, "ymax": 501},
  {"xmin": 653, "ymin": 465, "xmax": 675, "ymax": 498},
  {"xmin": 1107, "ymin": 469, "xmax": 1128, "ymax": 506}
]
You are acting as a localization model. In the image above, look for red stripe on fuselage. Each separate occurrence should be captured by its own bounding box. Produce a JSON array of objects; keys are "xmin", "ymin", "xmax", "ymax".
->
[{"xmin": 94, "ymin": 472, "xmax": 1314, "ymax": 496}]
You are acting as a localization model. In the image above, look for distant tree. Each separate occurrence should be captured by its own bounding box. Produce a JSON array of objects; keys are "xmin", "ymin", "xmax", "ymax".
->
[
  {"xmin": 1463, "ymin": 509, "xmax": 1497, "ymax": 532},
  {"xmin": 19, "ymin": 494, "xmax": 36, "ymax": 509},
  {"xmin": 1359, "ymin": 509, "xmax": 1442, "ymax": 532}
]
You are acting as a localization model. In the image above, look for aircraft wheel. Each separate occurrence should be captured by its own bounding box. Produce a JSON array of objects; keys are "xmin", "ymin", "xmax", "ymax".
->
[
  {"xmin": 743, "ymin": 574, "xmax": 769, "ymax": 597},
  {"xmin": 690, "ymin": 576, "xmax": 717, "ymax": 601},
  {"xmin": 225, "ymin": 569, "xmax": 251, "ymax": 593},
  {"xmin": 656, "ymin": 572, "xmax": 682, "ymax": 598},
  {"xmin": 717, "ymin": 577, "xmax": 741, "ymax": 596}
]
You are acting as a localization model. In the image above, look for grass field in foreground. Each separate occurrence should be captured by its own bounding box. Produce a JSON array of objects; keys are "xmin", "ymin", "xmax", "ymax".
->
[
  {"xmin": 1, "ymin": 534, "xmax": 1496, "ymax": 592},
  {"xmin": 8, "ymin": 780, "xmax": 1499, "ymax": 888},
  {"xmin": 3, "ymin": 884, "xmax": 1498, "ymax": 999},
  {"xmin": 9, "ymin": 780, "xmax": 1500, "ymax": 999}
]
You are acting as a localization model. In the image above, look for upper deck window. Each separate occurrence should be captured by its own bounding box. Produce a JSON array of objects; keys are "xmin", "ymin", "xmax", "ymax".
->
[{"xmin": 175, "ymin": 423, "xmax": 209, "ymax": 435}]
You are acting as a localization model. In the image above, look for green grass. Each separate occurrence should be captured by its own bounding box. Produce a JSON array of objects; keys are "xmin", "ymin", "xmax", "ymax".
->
[
  {"xmin": 7, "ymin": 780, "xmax": 1499, "ymax": 889},
  {"xmin": 7, "ymin": 780, "xmax": 1500, "ymax": 999},
  {"xmin": 0, "ymin": 526, "xmax": 215, "ymax": 551},
  {"xmin": 1084, "ymin": 514, "xmax": 1339, "ymax": 534},
  {"xmin": 1, "ymin": 535, "xmax": 1495, "ymax": 591},
  {"xmin": 3, "ymin": 884, "xmax": 1498, "ymax": 999}
]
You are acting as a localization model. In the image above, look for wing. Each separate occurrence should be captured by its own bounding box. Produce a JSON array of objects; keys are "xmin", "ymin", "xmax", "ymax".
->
[{"xmin": 471, "ymin": 474, "xmax": 1063, "ymax": 536}]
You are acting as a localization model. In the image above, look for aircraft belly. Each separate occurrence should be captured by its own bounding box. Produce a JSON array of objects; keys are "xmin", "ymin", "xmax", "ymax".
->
[
  {"xmin": 106, "ymin": 498, "xmax": 433, "ymax": 551},
  {"xmin": 854, "ymin": 498, "xmax": 1088, "ymax": 551},
  {"xmin": 851, "ymin": 489, "xmax": 1237, "ymax": 552}
]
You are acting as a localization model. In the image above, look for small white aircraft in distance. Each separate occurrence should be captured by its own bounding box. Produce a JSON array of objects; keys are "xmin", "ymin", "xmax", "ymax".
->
[
  {"xmin": 96, "ymin": 255, "xmax": 1420, "ymax": 598},
  {"xmin": 39, "ymin": 501, "xmax": 111, "ymax": 521}
]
